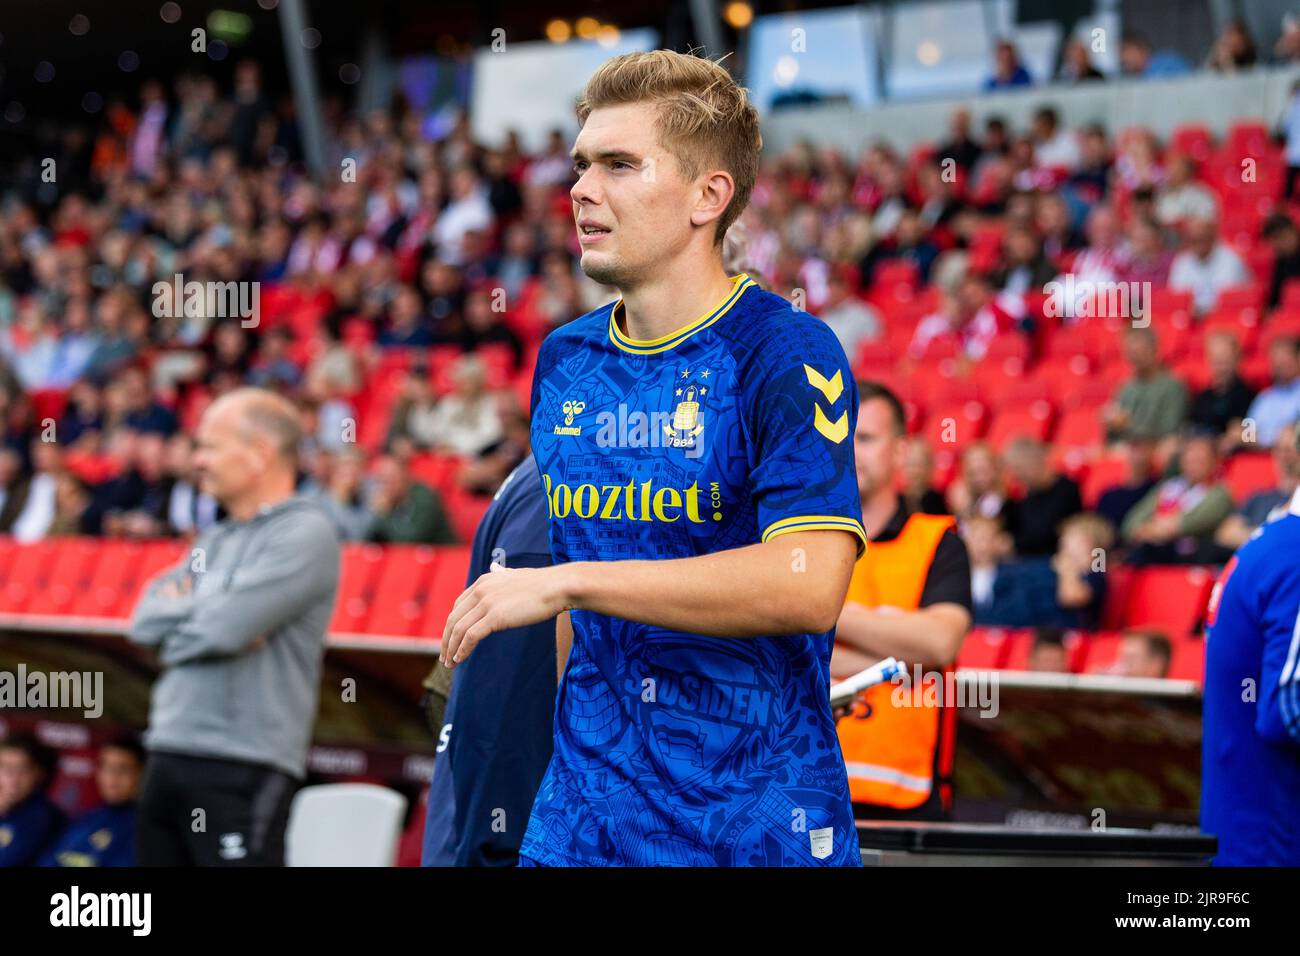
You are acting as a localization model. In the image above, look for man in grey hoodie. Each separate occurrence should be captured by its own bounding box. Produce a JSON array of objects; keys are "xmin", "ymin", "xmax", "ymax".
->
[{"xmin": 128, "ymin": 387, "xmax": 341, "ymax": 865}]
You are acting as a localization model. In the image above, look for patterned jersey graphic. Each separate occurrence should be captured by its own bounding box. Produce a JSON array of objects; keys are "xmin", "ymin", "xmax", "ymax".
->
[{"xmin": 522, "ymin": 273, "xmax": 867, "ymax": 866}]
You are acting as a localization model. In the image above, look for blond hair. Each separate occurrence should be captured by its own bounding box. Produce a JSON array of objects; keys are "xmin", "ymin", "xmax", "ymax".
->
[{"xmin": 576, "ymin": 50, "xmax": 762, "ymax": 245}]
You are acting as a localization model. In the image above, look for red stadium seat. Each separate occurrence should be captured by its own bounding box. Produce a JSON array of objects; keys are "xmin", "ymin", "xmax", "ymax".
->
[
  {"xmin": 1054, "ymin": 407, "xmax": 1106, "ymax": 457},
  {"xmin": 984, "ymin": 400, "xmax": 1054, "ymax": 452},
  {"xmin": 363, "ymin": 546, "xmax": 440, "ymax": 637},
  {"xmin": 68, "ymin": 539, "xmax": 140, "ymax": 619},
  {"xmin": 1167, "ymin": 636, "xmax": 1206, "ymax": 683},
  {"xmin": 1077, "ymin": 632, "xmax": 1125, "ymax": 674},
  {"xmin": 956, "ymin": 626, "xmax": 1011, "ymax": 669},
  {"xmin": 0, "ymin": 540, "xmax": 61, "ymax": 613},
  {"xmin": 1081, "ymin": 454, "xmax": 1133, "ymax": 510},
  {"xmin": 1224, "ymin": 452, "xmax": 1277, "ymax": 502},
  {"xmin": 1122, "ymin": 566, "xmax": 1215, "ymax": 636},
  {"xmin": 420, "ymin": 546, "xmax": 473, "ymax": 643},
  {"xmin": 329, "ymin": 545, "xmax": 386, "ymax": 635},
  {"xmin": 25, "ymin": 538, "xmax": 101, "ymax": 616}
]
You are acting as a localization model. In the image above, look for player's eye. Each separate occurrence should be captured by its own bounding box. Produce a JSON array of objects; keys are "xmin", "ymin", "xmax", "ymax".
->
[
  {"xmin": 572, "ymin": 162, "xmax": 588, "ymax": 176},
  {"xmin": 611, "ymin": 160, "xmax": 632, "ymax": 170}
]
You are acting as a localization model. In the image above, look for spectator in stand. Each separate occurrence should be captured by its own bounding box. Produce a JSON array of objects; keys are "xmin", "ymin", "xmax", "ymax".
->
[
  {"xmin": 966, "ymin": 513, "xmax": 1010, "ymax": 624},
  {"xmin": 0, "ymin": 448, "xmax": 31, "ymax": 534},
  {"xmin": 48, "ymin": 472, "xmax": 92, "ymax": 536},
  {"xmin": 937, "ymin": 107, "xmax": 982, "ymax": 172},
  {"xmin": 486, "ymin": 220, "xmax": 541, "ymax": 301},
  {"xmin": 423, "ymin": 355, "xmax": 504, "ymax": 459},
  {"xmin": 1094, "ymin": 435, "xmax": 1157, "ymax": 535},
  {"xmin": 1169, "ymin": 216, "xmax": 1251, "ymax": 315},
  {"xmin": 460, "ymin": 283, "xmax": 524, "ymax": 369},
  {"xmin": 379, "ymin": 285, "xmax": 435, "ymax": 348},
  {"xmin": 1066, "ymin": 124, "xmax": 1112, "ymax": 204},
  {"xmin": 10, "ymin": 439, "xmax": 63, "ymax": 543},
  {"xmin": 1205, "ymin": 17, "xmax": 1258, "ymax": 73},
  {"xmin": 1216, "ymin": 423, "xmax": 1300, "ymax": 550},
  {"xmin": 387, "ymin": 365, "xmax": 441, "ymax": 453},
  {"xmin": 88, "ymin": 431, "xmax": 172, "ymax": 538},
  {"xmin": 901, "ymin": 438, "xmax": 947, "ymax": 516},
  {"xmin": 433, "ymin": 166, "xmax": 495, "ymax": 266},
  {"xmin": 981, "ymin": 512, "xmax": 1112, "ymax": 629},
  {"xmin": 1117, "ymin": 216, "xmax": 1172, "ymax": 287},
  {"xmin": 910, "ymin": 270, "xmax": 1025, "ymax": 363},
  {"xmin": 120, "ymin": 366, "xmax": 178, "ymax": 436},
  {"xmin": 1059, "ymin": 205, "xmax": 1125, "ymax": 317},
  {"xmin": 1001, "ymin": 436, "xmax": 1083, "ymax": 557},
  {"xmin": 1058, "ymin": 37, "xmax": 1105, "ymax": 83},
  {"xmin": 1028, "ymin": 628, "xmax": 1070, "ymax": 672},
  {"xmin": 991, "ymin": 226, "xmax": 1056, "ymax": 297},
  {"xmin": 1123, "ymin": 432, "xmax": 1234, "ymax": 564},
  {"xmin": 247, "ymin": 326, "xmax": 302, "ymax": 392},
  {"xmin": 985, "ymin": 38, "xmax": 1033, "ymax": 90},
  {"xmin": 368, "ymin": 454, "xmax": 457, "ymax": 545},
  {"xmin": 308, "ymin": 446, "xmax": 374, "ymax": 542},
  {"xmin": 1030, "ymin": 107, "xmax": 1079, "ymax": 171},
  {"xmin": 1035, "ymin": 195, "xmax": 1084, "ymax": 264},
  {"xmin": 0, "ymin": 734, "xmax": 66, "ymax": 867},
  {"xmin": 1244, "ymin": 336, "xmax": 1300, "ymax": 447},
  {"xmin": 1262, "ymin": 213, "xmax": 1300, "ymax": 309},
  {"xmin": 949, "ymin": 441, "xmax": 1009, "ymax": 523},
  {"xmin": 1119, "ymin": 32, "xmax": 1192, "ymax": 79},
  {"xmin": 1155, "ymin": 154, "xmax": 1218, "ymax": 227},
  {"xmin": 457, "ymin": 405, "xmax": 532, "ymax": 497},
  {"xmin": 38, "ymin": 737, "xmax": 143, "ymax": 868},
  {"xmin": 817, "ymin": 265, "xmax": 881, "ymax": 361},
  {"xmin": 1190, "ymin": 330, "xmax": 1256, "ymax": 446},
  {"xmin": 1110, "ymin": 631, "xmax": 1173, "ymax": 679},
  {"xmin": 1102, "ymin": 327, "xmax": 1190, "ymax": 446},
  {"xmin": 1275, "ymin": 14, "xmax": 1300, "ymax": 65},
  {"xmin": 861, "ymin": 207, "xmax": 939, "ymax": 287},
  {"xmin": 57, "ymin": 380, "xmax": 105, "ymax": 450},
  {"xmin": 162, "ymin": 432, "xmax": 220, "ymax": 535}
]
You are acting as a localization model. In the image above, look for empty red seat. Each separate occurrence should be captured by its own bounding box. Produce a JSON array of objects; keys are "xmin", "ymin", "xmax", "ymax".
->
[
  {"xmin": 0, "ymin": 540, "xmax": 61, "ymax": 613},
  {"xmin": 25, "ymin": 538, "xmax": 100, "ymax": 616},
  {"xmin": 1055, "ymin": 407, "xmax": 1106, "ymax": 456},
  {"xmin": 1078, "ymin": 632, "xmax": 1125, "ymax": 674},
  {"xmin": 329, "ymin": 545, "xmax": 386, "ymax": 635},
  {"xmin": 1123, "ymin": 565, "xmax": 1215, "ymax": 636},
  {"xmin": 985, "ymin": 401, "xmax": 1054, "ymax": 451},
  {"xmin": 956, "ymin": 627, "xmax": 1012, "ymax": 669},
  {"xmin": 364, "ymin": 546, "xmax": 440, "ymax": 638},
  {"xmin": 69, "ymin": 539, "xmax": 140, "ymax": 619},
  {"xmin": 1224, "ymin": 452, "xmax": 1277, "ymax": 503},
  {"xmin": 421, "ymin": 546, "xmax": 473, "ymax": 644}
]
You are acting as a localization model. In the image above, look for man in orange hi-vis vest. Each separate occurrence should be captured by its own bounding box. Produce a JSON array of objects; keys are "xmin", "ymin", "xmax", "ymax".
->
[{"xmin": 834, "ymin": 382, "xmax": 972, "ymax": 821}]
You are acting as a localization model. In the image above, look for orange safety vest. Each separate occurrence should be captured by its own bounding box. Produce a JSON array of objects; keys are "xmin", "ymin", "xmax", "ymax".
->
[{"xmin": 836, "ymin": 512, "xmax": 958, "ymax": 810}]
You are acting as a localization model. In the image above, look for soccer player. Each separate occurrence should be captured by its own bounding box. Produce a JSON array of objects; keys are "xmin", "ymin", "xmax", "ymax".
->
[
  {"xmin": 441, "ymin": 50, "xmax": 866, "ymax": 866},
  {"xmin": 1201, "ymin": 425, "xmax": 1300, "ymax": 865}
]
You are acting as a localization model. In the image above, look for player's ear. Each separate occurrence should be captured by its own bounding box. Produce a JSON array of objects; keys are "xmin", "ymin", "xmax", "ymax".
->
[{"xmin": 691, "ymin": 170, "xmax": 735, "ymax": 230}]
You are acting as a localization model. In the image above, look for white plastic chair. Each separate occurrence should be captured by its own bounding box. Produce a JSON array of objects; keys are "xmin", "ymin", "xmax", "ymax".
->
[{"xmin": 285, "ymin": 783, "xmax": 409, "ymax": 867}]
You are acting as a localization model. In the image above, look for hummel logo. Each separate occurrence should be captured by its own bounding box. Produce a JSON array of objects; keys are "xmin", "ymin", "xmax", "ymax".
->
[{"xmin": 803, "ymin": 365, "xmax": 847, "ymax": 443}]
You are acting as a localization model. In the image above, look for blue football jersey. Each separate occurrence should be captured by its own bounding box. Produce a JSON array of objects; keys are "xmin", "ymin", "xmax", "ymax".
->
[
  {"xmin": 520, "ymin": 273, "xmax": 867, "ymax": 866},
  {"xmin": 1201, "ymin": 493, "xmax": 1300, "ymax": 865}
]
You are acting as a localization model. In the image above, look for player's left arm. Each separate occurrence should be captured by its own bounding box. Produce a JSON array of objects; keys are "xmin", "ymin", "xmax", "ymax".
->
[{"xmin": 1254, "ymin": 566, "xmax": 1300, "ymax": 750}]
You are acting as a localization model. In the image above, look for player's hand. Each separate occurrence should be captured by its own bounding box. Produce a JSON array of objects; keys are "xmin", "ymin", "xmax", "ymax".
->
[{"xmin": 441, "ymin": 563, "xmax": 573, "ymax": 669}]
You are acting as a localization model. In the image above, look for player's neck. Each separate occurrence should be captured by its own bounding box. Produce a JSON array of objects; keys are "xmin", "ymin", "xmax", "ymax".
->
[{"xmin": 616, "ymin": 259, "xmax": 735, "ymax": 342}]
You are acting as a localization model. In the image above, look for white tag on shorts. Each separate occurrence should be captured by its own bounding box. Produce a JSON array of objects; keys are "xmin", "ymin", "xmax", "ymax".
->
[{"xmin": 809, "ymin": 827, "xmax": 833, "ymax": 860}]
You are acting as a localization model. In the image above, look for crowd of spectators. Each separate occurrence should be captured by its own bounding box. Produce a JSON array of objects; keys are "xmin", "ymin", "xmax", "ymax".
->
[{"xmin": 1, "ymin": 43, "xmax": 1299, "ymax": 654}]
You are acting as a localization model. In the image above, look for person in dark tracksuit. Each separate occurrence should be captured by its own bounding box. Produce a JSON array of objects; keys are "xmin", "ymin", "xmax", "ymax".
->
[
  {"xmin": 422, "ymin": 455, "xmax": 557, "ymax": 866},
  {"xmin": 39, "ymin": 737, "xmax": 144, "ymax": 868},
  {"xmin": 128, "ymin": 388, "xmax": 341, "ymax": 866},
  {"xmin": 0, "ymin": 734, "xmax": 65, "ymax": 867}
]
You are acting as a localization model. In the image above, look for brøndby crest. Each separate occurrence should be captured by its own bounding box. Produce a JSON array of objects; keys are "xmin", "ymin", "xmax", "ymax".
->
[{"xmin": 664, "ymin": 382, "xmax": 706, "ymax": 448}]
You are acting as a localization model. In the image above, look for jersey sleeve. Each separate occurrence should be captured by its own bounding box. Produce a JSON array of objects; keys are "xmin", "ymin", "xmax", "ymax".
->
[
  {"xmin": 1254, "ymin": 559, "xmax": 1300, "ymax": 750},
  {"xmin": 745, "ymin": 318, "xmax": 867, "ymax": 556}
]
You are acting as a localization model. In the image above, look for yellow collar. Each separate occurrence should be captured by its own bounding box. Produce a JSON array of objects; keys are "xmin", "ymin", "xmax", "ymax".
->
[{"xmin": 609, "ymin": 273, "xmax": 755, "ymax": 354}]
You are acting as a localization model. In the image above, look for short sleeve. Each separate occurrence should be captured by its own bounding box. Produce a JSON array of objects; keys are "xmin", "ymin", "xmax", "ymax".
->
[{"xmin": 746, "ymin": 319, "xmax": 867, "ymax": 556}]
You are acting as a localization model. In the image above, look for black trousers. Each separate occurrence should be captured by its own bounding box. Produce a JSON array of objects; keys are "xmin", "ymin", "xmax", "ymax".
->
[{"xmin": 137, "ymin": 751, "xmax": 298, "ymax": 866}]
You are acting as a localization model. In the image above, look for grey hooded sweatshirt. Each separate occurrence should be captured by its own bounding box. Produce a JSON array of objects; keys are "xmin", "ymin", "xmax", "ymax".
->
[{"xmin": 128, "ymin": 495, "xmax": 342, "ymax": 778}]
